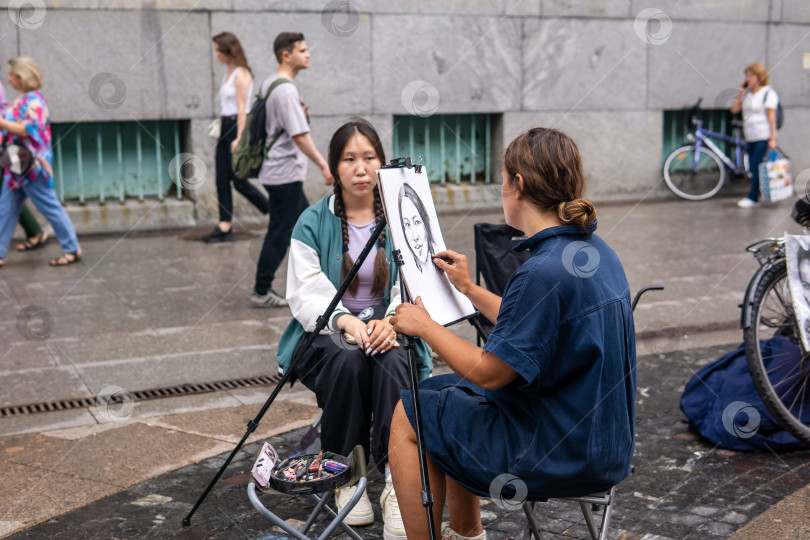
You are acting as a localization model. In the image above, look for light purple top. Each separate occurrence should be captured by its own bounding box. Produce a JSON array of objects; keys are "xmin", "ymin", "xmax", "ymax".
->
[{"xmin": 341, "ymin": 219, "xmax": 384, "ymax": 313}]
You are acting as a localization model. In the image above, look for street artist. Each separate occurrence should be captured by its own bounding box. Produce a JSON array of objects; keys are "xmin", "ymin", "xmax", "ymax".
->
[{"xmin": 388, "ymin": 128, "xmax": 637, "ymax": 539}]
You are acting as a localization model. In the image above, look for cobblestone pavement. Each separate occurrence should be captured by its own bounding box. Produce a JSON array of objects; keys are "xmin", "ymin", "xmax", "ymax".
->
[{"xmin": 10, "ymin": 343, "xmax": 810, "ymax": 540}]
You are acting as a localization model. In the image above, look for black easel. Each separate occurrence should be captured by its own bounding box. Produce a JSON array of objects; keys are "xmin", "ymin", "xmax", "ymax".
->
[
  {"xmin": 183, "ymin": 157, "xmax": 436, "ymax": 540},
  {"xmin": 392, "ymin": 248, "xmax": 436, "ymax": 539}
]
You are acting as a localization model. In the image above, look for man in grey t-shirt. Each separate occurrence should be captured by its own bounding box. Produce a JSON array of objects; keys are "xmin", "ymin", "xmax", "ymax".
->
[{"xmin": 251, "ymin": 32, "xmax": 332, "ymax": 307}]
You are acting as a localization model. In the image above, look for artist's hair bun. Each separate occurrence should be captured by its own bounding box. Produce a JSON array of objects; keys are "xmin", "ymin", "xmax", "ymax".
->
[{"xmin": 557, "ymin": 199, "xmax": 596, "ymax": 228}]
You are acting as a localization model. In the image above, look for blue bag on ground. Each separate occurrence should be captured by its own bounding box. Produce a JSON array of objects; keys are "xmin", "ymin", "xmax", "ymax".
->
[{"xmin": 680, "ymin": 336, "xmax": 810, "ymax": 452}]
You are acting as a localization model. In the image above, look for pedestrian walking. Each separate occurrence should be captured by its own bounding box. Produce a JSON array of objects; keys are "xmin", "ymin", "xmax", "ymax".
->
[
  {"xmin": 0, "ymin": 72, "xmax": 49, "ymax": 252},
  {"xmin": 250, "ymin": 32, "xmax": 332, "ymax": 307},
  {"xmin": 0, "ymin": 56, "xmax": 81, "ymax": 268},
  {"xmin": 731, "ymin": 62, "xmax": 780, "ymax": 208},
  {"xmin": 202, "ymin": 31, "xmax": 269, "ymax": 243}
]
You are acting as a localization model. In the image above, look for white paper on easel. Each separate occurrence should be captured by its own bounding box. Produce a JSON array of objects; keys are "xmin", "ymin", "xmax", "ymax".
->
[
  {"xmin": 377, "ymin": 166, "xmax": 476, "ymax": 327},
  {"xmin": 785, "ymin": 234, "xmax": 810, "ymax": 352}
]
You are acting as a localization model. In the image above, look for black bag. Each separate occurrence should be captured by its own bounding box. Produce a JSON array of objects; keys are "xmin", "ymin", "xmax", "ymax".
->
[
  {"xmin": 231, "ymin": 77, "xmax": 293, "ymax": 180},
  {"xmin": 0, "ymin": 143, "xmax": 34, "ymax": 176}
]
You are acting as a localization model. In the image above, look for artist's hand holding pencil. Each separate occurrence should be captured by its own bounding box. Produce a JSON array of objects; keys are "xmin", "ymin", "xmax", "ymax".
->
[{"xmin": 433, "ymin": 250, "xmax": 473, "ymax": 294}]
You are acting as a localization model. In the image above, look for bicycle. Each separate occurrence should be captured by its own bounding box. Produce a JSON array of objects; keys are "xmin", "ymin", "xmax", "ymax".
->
[
  {"xmin": 663, "ymin": 99, "xmax": 750, "ymax": 201},
  {"xmin": 741, "ymin": 199, "xmax": 810, "ymax": 444}
]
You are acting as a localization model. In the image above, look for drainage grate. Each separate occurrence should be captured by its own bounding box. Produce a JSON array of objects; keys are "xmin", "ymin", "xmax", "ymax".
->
[{"xmin": 0, "ymin": 374, "xmax": 282, "ymax": 418}]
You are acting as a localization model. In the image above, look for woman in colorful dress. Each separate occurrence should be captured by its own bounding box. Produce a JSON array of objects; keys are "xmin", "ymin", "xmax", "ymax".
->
[{"xmin": 0, "ymin": 56, "xmax": 81, "ymax": 268}]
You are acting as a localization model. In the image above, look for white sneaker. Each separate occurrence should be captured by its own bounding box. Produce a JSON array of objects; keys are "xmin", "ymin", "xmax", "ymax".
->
[
  {"xmin": 250, "ymin": 289, "xmax": 289, "ymax": 308},
  {"xmin": 334, "ymin": 483, "xmax": 374, "ymax": 526},
  {"xmin": 441, "ymin": 522, "xmax": 487, "ymax": 540},
  {"xmin": 737, "ymin": 197, "xmax": 760, "ymax": 208},
  {"xmin": 381, "ymin": 477, "xmax": 407, "ymax": 539}
]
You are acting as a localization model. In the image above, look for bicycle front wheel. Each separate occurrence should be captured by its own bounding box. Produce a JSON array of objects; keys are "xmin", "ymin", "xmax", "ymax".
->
[
  {"xmin": 663, "ymin": 145, "xmax": 725, "ymax": 200},
  {"xmin": 743, "ymin": 260, "xmax": 810, "ymax": 444}
]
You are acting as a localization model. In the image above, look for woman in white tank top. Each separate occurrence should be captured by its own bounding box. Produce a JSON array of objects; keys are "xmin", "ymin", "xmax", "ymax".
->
[{"xmin": 204, "ymin": 32, "xmax": 269, "ymax": 243}]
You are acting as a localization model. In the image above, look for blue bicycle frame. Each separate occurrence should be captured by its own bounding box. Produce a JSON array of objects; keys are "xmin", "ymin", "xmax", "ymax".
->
[{"xmin": 688, "ymin": 119, "xmax": 747, "ymax": 173}]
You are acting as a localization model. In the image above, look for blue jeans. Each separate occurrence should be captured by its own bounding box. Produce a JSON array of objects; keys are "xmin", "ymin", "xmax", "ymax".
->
[
  {"xmin": 0, "ymin": 176, "xmax": 80, "ymax": 259},
  {"xmin": 746, "ymin": 140, "xmax": 770, "ymax": 202}
]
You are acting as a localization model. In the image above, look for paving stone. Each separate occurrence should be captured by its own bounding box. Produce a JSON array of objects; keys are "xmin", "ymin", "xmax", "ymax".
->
[
  {"xmin": 685, "ymin": 504, "xmax": 723, "ymax": 517},
  {"xmin": 651, "ymin": 521, "xmax": 701, "ymax": 539},
  {"xmin": 696, "ymin": 519, "xmax": 737, "ymax": 537},
  {"xmin": 666, "ymin": 512, "xmax": 705, "ymax": 527},
  {"xmin": 717, "ymin": 510, "xmax": 749, "ymax": 525}
]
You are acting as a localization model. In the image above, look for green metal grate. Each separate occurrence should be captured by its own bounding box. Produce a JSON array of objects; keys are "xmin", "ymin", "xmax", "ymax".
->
[
  {"xmin": 52, "ymin": 120, "xmax": 185, "ymax": 203},
  {"xmin": 662, "ymin": 108, "xmax": 736, "ymax": 165},
  {"xmin": 392, "ymin": 114, "xmax": 493, "ymax": 184}
]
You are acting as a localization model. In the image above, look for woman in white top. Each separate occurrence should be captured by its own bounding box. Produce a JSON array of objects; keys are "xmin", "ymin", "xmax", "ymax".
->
[
  {"xmin": 203, "ymin": 32, "xmax": 269, "ymax": 243},
  {"xmin": 730, "ymin": 62, "xmax": 779, "ymax": 208}
]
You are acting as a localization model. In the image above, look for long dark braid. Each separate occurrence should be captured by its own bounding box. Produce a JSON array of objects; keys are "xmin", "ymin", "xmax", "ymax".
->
[
  {"xmin": 371, "ymin": 186, "xmax": 389, "ymax": 296},
  {"xmin": 334, "ymin": 183, "xmax": 359, "ymax": 296}
]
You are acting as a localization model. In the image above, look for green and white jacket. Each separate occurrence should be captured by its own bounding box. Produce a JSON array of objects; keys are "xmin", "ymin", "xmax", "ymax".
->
[{"xmin": 276, "ymin": 195, "xmax": 433, "ymax": 378}]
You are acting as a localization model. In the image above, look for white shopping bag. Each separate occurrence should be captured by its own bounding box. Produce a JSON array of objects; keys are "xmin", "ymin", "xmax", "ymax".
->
[{"xmin": 759, "ymin": 151, "xmax": 793, "ymax": 202}]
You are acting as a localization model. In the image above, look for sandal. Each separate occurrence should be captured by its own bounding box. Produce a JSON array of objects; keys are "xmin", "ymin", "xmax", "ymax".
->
[
  {"xmin": 50, "ymin": 251, "xmax": 82, "ymax": 267},
  {"xmin": 16, "ymin": 232, "xmax": 49, "ymax": 251}
]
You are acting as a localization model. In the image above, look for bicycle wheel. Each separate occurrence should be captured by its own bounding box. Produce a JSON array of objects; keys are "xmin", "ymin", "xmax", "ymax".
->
[
  {"xmin": 743, "ymin": 260, "xmax": 810, "ymax": 444},
  {"xmin": 663, "ymin": 145, "xmax": 725, "ymax": 200}
]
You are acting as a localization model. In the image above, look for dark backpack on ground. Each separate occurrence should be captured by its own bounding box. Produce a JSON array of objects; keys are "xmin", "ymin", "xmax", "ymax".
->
[
  {"xmin": 680, "ymin": 337, "xmax": 809, "ymax": 452},
  {"xmin": 764, "ymin": 89, "xmax": 784, "ymax": 130},
  {"xmin": 231, "ymin": 77, "xmax": 292, "ymax": 180}
]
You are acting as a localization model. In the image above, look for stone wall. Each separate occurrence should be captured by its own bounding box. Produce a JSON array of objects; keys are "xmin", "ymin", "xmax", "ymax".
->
[{"xmin": 3, "ymin": 0, "xmax": 808, "ymax": 231}]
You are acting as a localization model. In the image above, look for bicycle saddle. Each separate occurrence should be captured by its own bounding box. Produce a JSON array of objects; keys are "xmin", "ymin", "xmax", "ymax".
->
[{"xmin": 791, "ymin": 197, "xmax": 810, "ymax": 228}]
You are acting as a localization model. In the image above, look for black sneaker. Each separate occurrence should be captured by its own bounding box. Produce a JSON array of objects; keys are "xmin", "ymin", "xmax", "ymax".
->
[{"xmin": 202, "ymin": 227, "xmax": 234, "ymax": 243}]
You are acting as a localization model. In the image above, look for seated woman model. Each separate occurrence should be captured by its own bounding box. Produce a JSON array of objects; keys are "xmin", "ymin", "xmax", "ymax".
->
[
  {"xmin": 276, "ymin": 119, "xmax": 432, "ymax": 540},
  {"xmin": 389, "ymin": 127, "xmax": 636, "ymax": 539}
]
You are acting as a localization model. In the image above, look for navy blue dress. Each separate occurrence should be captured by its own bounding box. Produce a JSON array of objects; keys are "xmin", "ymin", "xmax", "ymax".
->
[{"xmin": 402, "ymin": 222, "xmax": 636, "ymax": 499}]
